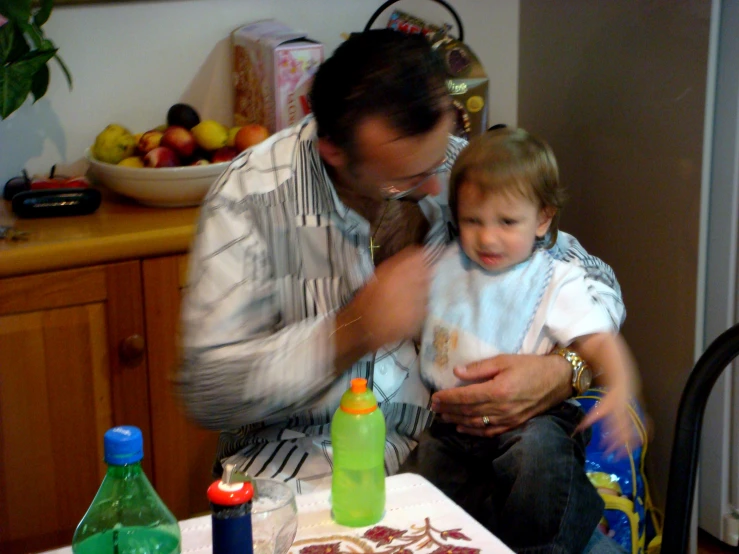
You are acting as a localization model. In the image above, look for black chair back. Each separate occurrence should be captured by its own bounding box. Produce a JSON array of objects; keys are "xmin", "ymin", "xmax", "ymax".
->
[{"xmin": 662, "ymin": 322, "xmax": 739, "ymax": 552}]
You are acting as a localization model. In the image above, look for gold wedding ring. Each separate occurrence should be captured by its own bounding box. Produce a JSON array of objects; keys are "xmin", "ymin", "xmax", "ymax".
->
[{"xmin": 482, "ymin": 415, "xmax": 491, "ymax": 427}]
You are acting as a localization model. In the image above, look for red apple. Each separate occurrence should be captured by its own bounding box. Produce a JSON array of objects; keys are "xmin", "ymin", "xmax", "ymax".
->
[
  {"xmin": 144, "ymin": 146, "xmax": 180, "ymax": 168},
  {"xmin": 161, "ymin": 125, "xmax": 197, "ymax": 158},
  {"xmin": 234, "ymin": 124, "xmax": 270, "ymax": 152},
  {"xmin": 137, "ymin": 130, "xmax": 164, "ymax": 154},
  {"xmin": 211, "ymin": 146, "xmax": 239, "ymax": 163}
]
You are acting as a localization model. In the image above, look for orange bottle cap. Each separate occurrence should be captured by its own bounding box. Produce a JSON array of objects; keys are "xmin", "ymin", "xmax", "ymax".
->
[
  {"xmin": 351, "ymin": 378, "xmax": 367, "ymax": 393},
  {"xmin": 340, "ymin": 377, "xmax": 378, "ymax": 415}
]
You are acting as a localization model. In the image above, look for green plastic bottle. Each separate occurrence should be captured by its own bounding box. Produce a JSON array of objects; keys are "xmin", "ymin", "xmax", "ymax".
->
[
  {"xmin": 331, "ymin": 377, "xmax": 386, "ymax": 527},
  {"xmin": 72, "ymin": 426, "xmax": 181, "ymax": 554}
]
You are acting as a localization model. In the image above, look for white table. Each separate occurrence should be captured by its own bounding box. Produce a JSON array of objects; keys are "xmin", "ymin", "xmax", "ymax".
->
[{"xmin": 46, "ymin": 473, "xmax": 513, "ymax": 553}]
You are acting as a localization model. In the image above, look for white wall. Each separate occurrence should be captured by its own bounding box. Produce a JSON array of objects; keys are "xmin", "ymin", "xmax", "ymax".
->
[{"xmin": 0, "ymin": 0, "xmax": 519, "ymax": 185}]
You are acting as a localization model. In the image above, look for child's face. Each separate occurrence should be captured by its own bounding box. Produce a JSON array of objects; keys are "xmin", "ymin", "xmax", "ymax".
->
[{"xmin": 456, "ymin": 182, "xmax": 553, "ymax": 271}]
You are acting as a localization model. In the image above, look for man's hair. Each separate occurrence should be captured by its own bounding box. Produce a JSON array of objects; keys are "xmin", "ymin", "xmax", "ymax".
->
[
  {"xmin": 448, "ymin": 128, "xmax": 566, "ymax": 248},
  {"xmin": 309, "ymin": 29, "xmax": 449, "ymax": 159}
]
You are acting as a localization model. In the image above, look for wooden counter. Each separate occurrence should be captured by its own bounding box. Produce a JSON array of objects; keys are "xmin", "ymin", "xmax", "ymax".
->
[
  {"xmin": 0, "ymin": 194, "xmax": 199, "ymax": 277},
  {"xmin": 0, "ymin": 194, "xmax": 218, "ymax": 554}
]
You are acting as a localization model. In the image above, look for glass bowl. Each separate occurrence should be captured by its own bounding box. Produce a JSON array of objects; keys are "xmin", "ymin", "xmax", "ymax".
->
[{"xmin": 252, "ymin": 478, "xmax": 298, "ymax": 554}]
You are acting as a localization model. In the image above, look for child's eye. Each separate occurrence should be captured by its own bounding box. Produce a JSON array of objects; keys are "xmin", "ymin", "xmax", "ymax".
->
[
  {"xmin": 460, "ymin": 217, "xmax": 480, "ymax": 225},
  {"xmin": 501, "ymin": 218, "xmax": 517, "ymax": 226}
]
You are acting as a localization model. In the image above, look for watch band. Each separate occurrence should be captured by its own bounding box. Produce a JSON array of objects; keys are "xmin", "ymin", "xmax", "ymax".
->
[{"xmin": 553, "ymin": 347, "xmax": 591, "ymax": 395}]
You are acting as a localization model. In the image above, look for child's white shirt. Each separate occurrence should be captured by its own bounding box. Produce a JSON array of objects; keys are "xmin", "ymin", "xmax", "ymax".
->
[{"xmin": 420, "ymin": 241, "xmax": 616, "ymax": 391}]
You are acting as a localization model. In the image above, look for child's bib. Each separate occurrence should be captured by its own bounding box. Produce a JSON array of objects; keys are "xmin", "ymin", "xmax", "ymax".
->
[{"xmin": 420, "ymin": 242, "xmax": 553, "ymax": 390}]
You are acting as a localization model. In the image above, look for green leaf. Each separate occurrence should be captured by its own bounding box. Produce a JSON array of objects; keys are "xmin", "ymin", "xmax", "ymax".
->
[
  {"xmin": 54, "ymin": 53, "xmax": 72, "ymax": 89},
  {"xmin": 18, "ymin": 47, "xmax": 56, "ymax": 68},
  {"xmin": 0, "ymin": 0, "xmax": 32, "ymax": 24},
  {"xmin": 0, "ymin": 22, "xmax": 31, "ymax": 65},
  {"xmin": 30, "ymin": 62, "xmax": 48, "ymax": 101},
  {"xmin": 37, "ymin": 37, "xmax": 53, "ymax": 51},
  {"xmin": 34, "ymin": 0, "xmax": 53, "ymax": 27},
  {"xmin": 0, "ymin": 64, "xmax": 32, "ymax": 119},
  {"xmin": 7, "ymin": 24, "xmax": 30, "ymax": 62},
  {"xmin": 0, "ymin": 1, "xmax": 72, "ymax": 119},
  {"xmin": 0, "ymin": 48, "xmax": 55, "ymax": 119},
  {"xmin": 11, "ymin": 48, "xmax": 56, "ymax": 82},
  {"xmin": 0, "ymin": 18, "xmax": 13, "ymax": 62},
  {"xmin": 17, "ymin": 19, "xmax": 44, "ymax": 49},
  {"xmin": 0, "ymin": 0, "xmax": 72, "ymax": 119}
]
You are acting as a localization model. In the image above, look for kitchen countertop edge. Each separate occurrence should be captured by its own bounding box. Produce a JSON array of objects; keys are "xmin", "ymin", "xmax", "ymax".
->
[{"xmin": 0, "ymin": 224, "xmax": 194, "ymax": 278}]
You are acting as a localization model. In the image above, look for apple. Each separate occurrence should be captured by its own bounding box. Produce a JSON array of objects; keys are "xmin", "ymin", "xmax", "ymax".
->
[
  {"xmin": 211, "ymin": 146, "xmax": 239, "ymax": 164},
  {"xmin": 161, "ymin": 125, "xmax": 197, "ymax": 158},
  {"xmin": 138, "ymin": 130, "xmax": 164, "ymax": 154},
  {"xmin": 118, "ymin": 156, "xmax": 145, "ymax": 168},
  {"xmin": 227, "ymin": 126, "xmax": 242, "ymax": 147},
  {"xmin": 144, "ymin": 146, "xmax": 180, "ymax": 168},
  {"xmin": 234, "ymin": 124, "xmax": 270, "ymax": 152},
  {"xmin": 190, "ymin": 158, "xmax": 210, "ymax": 166}
]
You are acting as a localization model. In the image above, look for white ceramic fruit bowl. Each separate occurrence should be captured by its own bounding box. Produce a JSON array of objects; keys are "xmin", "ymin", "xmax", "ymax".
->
[{"xmin": 85, "ymin": 149, "xmax": 229, "ymax": 208}]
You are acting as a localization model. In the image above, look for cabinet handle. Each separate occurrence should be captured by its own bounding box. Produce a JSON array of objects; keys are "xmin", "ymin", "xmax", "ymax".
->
[{"xmin": 119, "ymin": 334, "xmax": 145, "ymax": 366}]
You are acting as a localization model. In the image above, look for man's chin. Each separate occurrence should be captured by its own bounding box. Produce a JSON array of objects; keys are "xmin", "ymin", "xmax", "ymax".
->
[{"xmin": 398, "ymin": 192, "xmax": 431, "ymax": 203}]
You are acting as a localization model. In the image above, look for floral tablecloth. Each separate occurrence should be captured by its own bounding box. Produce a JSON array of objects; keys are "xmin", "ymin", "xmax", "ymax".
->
[
  {"xmin": 45, "ymin": 473, "xmax": 513, "ymax": 554},
  {"xmin": 284, "ymin": 473, "xmax": 512, "ymax": 554}
]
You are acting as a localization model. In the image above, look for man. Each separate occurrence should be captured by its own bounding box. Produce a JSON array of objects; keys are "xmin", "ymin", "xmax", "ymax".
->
[{"xmin": 178, "ymin": 30, "xmax": 625, "ymax": 553}]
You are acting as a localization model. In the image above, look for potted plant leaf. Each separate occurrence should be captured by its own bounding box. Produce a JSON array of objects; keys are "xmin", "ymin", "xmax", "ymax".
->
[{"xmin": 0, "ymin": 0, "xmax": 72, "ymax": 119}]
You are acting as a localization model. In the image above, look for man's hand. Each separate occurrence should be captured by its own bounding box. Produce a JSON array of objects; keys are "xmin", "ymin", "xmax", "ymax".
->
[
  {"xmin": 430, "ymin": 353, "xmax": 573, "ymax": 437},
  {"xmin": 335, "ymin": 246, "xmax": 431, "ymax": 370},
  {"xmin": 356, "ymin": 246, "xmax": 431, "ymax": 348}
]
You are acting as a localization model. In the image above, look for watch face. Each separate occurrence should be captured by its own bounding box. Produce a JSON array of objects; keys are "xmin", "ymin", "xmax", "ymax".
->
[{"xmin": 579, "ymin": 368, "xmax": 593, "ymax": 392}]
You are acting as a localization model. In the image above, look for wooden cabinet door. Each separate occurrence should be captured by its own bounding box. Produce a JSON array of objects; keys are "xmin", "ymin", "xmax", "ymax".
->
[
  {"xmin": 0, "ymin": 262, "xmax": 153, "ymax": 554},
  {"xmin": 143, "ymin": 255, "xmax": 219, "ymax": 519}
]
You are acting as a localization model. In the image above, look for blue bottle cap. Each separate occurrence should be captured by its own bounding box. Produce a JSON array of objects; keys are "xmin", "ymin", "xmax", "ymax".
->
[{"xmin": 104, "ymin": 426, "xmax": 144, "ymax": 465}]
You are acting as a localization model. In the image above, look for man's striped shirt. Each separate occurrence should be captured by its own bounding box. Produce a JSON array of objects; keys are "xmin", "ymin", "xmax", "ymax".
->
[{"xmin": 178, "ymin": 115, "xmax": 625, "ymax": 494}]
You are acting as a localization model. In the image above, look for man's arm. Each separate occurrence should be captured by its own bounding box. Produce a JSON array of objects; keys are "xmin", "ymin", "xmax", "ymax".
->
[
  {"xmin": 177, "ymin": 194, "xmax": 373, "ymax": 431},
  {"xmin": 178, "ymin": 192, "xmax": 432, "ymax": 431}
]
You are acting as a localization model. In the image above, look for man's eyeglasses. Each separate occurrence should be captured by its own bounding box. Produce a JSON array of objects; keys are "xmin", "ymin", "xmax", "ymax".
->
[{"xmin": 380, "ymin": 157, "xmax": 450, "ymax": 200}]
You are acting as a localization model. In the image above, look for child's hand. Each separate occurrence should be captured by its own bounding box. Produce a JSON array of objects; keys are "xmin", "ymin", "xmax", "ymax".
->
[{"xmin": 576, "ymin": 387, "xmax": 642, "ymax": 457}]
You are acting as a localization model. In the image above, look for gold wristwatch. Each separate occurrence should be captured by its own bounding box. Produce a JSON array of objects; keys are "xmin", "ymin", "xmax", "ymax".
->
[{"xmin": 554, "ymin": 347, "xmax": 593, "ymax": 396}]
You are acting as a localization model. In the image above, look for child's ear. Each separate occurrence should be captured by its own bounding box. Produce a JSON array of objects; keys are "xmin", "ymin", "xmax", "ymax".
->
[{"xmin": 536, "ymin": 207, "xmax": 556, "ymax": 238}]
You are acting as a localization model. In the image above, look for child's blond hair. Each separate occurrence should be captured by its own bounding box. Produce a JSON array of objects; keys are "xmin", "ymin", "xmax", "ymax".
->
[{"xmin": 449, "ymin": 127, "xmax": 565, "ymax": 248}]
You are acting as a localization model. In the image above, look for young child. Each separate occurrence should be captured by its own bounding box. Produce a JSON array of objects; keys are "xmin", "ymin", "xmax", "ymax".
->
[{"xmin": 417, "ymin": 127, "xmax": 641, "ymax": 551}]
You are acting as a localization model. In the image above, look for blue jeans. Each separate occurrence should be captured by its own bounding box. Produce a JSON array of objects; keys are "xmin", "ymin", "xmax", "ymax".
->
[{"xmin": 400, "ymin": 402, "xmax": 624, "ymax": 553}]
